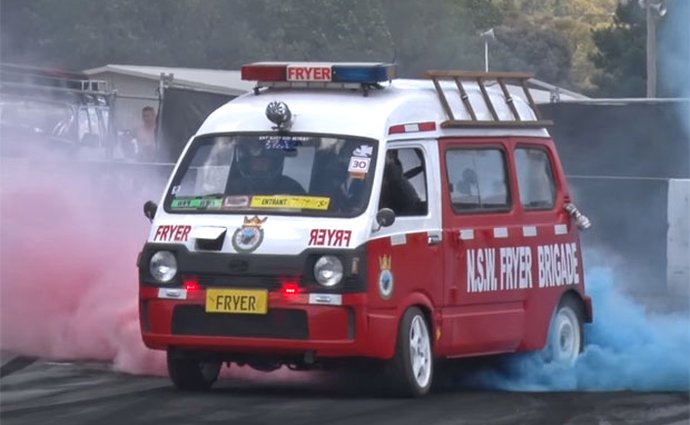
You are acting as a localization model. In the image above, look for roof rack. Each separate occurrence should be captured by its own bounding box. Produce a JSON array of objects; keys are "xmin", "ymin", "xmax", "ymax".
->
[
  {"xmin": 0, "ymin": 64, "xmax": 111, "ymax": 95},
  {"xmin": 424, "ymin": 70, "xmax": 553, "ymax": 128}
]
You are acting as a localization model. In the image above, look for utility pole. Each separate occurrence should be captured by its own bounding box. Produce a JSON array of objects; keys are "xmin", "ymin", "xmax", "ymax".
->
[
  {"xmin": 641, "ymin": 0, "xmax": 667, "ymax": 98},
  {"xmin": 646, "ymin": 3, "xmax": 657, "ymax": 98}
]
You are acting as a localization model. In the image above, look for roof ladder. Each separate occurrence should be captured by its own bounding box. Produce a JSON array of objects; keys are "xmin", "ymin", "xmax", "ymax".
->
[{"xmin": 424, "ymin": 70, "xmax": 553, "ymax": 129}]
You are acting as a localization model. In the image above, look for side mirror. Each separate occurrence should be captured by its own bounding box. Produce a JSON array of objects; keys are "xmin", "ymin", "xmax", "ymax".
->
[
  {"xmin": 376, "ymin": 208, "xmax": 396, "ymax": 228},
  {"xmin": 143, "ymin": 200, "xmax": 158, "ymax": 222}
]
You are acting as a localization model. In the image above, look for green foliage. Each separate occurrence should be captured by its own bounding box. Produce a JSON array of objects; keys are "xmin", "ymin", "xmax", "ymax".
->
[
  {"xmin": 0, "ymin": 0, "xmax": 638, "ymax": 97},
  {"xmin": 590, "ymin": 2, "xmax": 646, "ymax": 97}
]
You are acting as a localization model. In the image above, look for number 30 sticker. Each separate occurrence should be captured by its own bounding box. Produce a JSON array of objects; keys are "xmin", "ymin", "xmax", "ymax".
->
[{"xmin": 348, "ymin": 157, "xmax": 371, "ymax": 173}]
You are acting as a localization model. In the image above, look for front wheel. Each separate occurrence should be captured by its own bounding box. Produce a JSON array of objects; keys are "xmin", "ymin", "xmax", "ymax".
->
[
  {"xmin": 545, "ymin": 297, "xmax": 584, "ymax": 365},
  {"xmin": 387, "ymin": 307, "xmax": 434, "ymax": 397},
  {"xmin": 167, "ymin": 350, "xmax": 222, "ymax": 391}
]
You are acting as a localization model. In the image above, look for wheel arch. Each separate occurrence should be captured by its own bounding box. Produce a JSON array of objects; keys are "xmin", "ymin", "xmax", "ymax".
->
[
  {"xmin": 397, "ymin": 292, "xmax": 436, "ymax": 347},
  {"xmin": 561, "ymin": 289, "xmax": 593, "ymax": 323}
]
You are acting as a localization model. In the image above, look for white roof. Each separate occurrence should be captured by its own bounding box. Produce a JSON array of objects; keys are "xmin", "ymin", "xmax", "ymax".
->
[
  {"xmin": 82, "ymin": 64, "xmax": 255, "ymax": 96},
  {"xmin": 197, "ymin": 78, "xmax": 551, "ymax": 141}
]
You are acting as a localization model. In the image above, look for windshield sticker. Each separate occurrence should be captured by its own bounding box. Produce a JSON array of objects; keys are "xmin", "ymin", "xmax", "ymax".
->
[
  {"xmin": 171, "ymin": 185, "xmax": 181, "ymax": 195},
  {"xmin": 348, "ymin": 156, "xmax": 371, "ymax": 173},
  {"xmin": 170, "ymin": 197, "xmax": 223, "ymax": 210},
  {"xmin": 260, "ymin": 135, "xmax": 310, "ymax": 151},
  {"xmin": 223, "ymin": 195, "xmax": 250, "ymax": 209},
  {"xmin": 353, "ymin": 145, "xmax": 373, "ymax": 157},
  {"xmin": 250, "ymin": 195, "xmax": 330, "ymax": 211},
  {"xmin": 231, "ymin": 216, "xmax": 267, "ymax": 253},
  {"xmin": 154, "ymin": 225, "xmax": 191, "ymax": 242},
  {"xmin": 308, "ymin": 229, "xmax": 352, "ymax": 247}
]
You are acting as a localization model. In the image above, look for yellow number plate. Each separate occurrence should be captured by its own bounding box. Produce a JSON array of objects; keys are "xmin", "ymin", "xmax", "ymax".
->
[{"xmin": 205, "ymin": 289, "xmax": 268, "ymax": 314}]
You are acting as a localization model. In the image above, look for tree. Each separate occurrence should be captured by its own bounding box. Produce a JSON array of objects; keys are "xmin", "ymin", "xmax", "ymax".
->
[{"xmin": 590, "ymin": 1, "xmax": 646, "ymax": 97}]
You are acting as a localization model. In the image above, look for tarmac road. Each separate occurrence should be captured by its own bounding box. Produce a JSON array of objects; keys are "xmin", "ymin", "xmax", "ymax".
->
[{"xmin": 1, "ymin": 357, "xmax": 688, "ymax": 425}]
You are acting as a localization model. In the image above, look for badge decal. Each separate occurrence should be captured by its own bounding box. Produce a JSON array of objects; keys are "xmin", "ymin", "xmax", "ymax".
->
[
  {"xmin": 378, "ymin": 255, "xmax": 394, "ymax": 300},
  {"xmin": 231, "ymin": 216, "xmax": 268, "ymax": 253}
]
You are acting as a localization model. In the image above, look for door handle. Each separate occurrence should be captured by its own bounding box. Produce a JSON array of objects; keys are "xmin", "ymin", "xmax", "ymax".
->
[{"xmin": 428, "ymin": 234, "xmax": 441, "ymax": 246}]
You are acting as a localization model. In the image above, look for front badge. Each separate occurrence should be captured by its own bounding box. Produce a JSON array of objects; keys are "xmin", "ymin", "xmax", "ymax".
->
[
  {"xmin": 231, "ymin": 216, "xmax": 267, "ymax": 253},
  {"xmin": 378, "ymin": 254, "xmax": 394, "ymax": 300}
]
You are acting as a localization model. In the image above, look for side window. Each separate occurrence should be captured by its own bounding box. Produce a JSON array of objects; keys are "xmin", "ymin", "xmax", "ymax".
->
[
  {"xmin": 446, "ymin": 148, "xmax": 510, "ymax": 212},
  {"xmin": 379, "ymin": 148, "xmax": 428, "ymax": 216},
  {"xmin": 515, "ymin": 148, "xmax": 556, "ymax": 210}
]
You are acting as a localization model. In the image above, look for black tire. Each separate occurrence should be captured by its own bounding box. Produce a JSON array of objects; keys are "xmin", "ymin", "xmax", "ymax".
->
[
  {"xmin": 387, "ymin": 307, "xmax": 434, "ymax": 397},
  {"xmin": 544, "ymin": 296, "xmax": 585, "ymax": 365},
  {"xmin": 167, "ymin": 349, "xmax": 221, "ymax": 391}
]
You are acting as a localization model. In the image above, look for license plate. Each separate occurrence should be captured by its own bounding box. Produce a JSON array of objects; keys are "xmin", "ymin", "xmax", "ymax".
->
[{"xmin": 205, "ymin": 289, "xmax": 268, "ymax": 314}]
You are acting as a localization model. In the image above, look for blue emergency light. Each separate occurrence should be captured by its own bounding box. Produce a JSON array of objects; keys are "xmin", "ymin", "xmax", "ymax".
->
[{"xmin": 241, "ymin": 62, "xmax": 396, "ymax": 85}]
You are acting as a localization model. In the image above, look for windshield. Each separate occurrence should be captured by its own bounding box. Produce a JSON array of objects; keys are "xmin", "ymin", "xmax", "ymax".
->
[{"xmin": 165, "ymin": 134, "xmax": 378, "ymax": 217}]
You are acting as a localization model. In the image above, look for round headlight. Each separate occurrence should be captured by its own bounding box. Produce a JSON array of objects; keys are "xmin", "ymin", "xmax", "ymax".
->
[
  {"xmin": 149, "ymin": 251, "xmax": 178, "ymax": 283},
  {"xmin": 313, "ymin": 255, "xmax": 343, "ymax": 287}
]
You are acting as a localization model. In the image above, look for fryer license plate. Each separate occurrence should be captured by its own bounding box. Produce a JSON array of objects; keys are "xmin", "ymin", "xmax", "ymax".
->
[{"xmin": 205, "ymin": 289, "xmax": 268, "ymax": 314}]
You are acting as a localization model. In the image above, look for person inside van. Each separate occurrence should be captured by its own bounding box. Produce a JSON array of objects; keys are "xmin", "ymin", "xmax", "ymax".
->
[
  {"xmin": 226, "ymin": 143, "xmax": 305, "ymax": 196},
  {"xmin": 379, "ymin": 150, "xmax": 422, "ymax": 215}
]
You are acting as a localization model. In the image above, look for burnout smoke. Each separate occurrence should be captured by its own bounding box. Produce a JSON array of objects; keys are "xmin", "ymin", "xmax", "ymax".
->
[
  {"xmin": 0, "ymin": 158, "xmax": 167, "ymax": 375},
  {"xmin": 0, "ymin": 157, "xmax": 320, "ymax": 384},
  {"xmin": 459, "ymin": 266, "xmax": 690, "ymax": 391}
]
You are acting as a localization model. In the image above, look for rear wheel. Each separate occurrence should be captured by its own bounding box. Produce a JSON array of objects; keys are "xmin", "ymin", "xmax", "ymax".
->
[
  {"xmin": 387, "ymin": 307, "xmax": 433, "ymax": 397},
  {"xmin": 167, "ymin": 349, "xmax": 221, "ymax": 391},
  {"xmin": 545, "ymin": 297, "xmax": 584, "ymax": 365}
]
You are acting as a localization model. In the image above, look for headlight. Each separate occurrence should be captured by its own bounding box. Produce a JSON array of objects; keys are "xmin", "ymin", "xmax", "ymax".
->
[
  {"xmin": 149, "ymin": 251, "xmax": 178, "ymax": 283},
  {"xmin": 313, "ymin": 255, "xmax": 343, "ymax": 287}
]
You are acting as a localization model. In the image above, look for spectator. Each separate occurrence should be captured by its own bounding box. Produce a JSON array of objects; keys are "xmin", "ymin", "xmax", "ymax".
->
[{"xmin": 135, "ymin": 106, "xmax": 157, "ymax": 161}]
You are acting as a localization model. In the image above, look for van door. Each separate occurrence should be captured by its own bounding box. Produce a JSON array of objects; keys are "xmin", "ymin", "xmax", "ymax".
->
[
  {"xmin": 367, "ymin": 140, "xmax": 444, "ymax": 319},
  {"xmin": 439, "ymin": 139, "xmax": 527, "ymax": 356}
]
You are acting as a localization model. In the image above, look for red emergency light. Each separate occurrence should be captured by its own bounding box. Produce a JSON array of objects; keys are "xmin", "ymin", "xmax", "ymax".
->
[{"xmin": 241, "ymin": 62, "xmax": 396, "ymax": 84}]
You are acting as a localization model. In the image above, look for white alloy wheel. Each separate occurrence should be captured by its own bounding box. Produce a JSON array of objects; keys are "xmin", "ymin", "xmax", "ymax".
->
[
  {"xmin": 409, "ymin": 315, "xmax": 432, "ymax": 388},
  {"xmin": 548, "ymin": 302, "xmax": 583, "ymax": 365},
  {"xmin": 388, "ymin": 307, "xmax": 434, "ymax": 397}
]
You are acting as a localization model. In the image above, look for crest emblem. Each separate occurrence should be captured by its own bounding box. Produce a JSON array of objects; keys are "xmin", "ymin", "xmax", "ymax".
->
[
  {"xmin": 231, "ymin": 216, "xmax": 267, "ymax": 253},
  {"xmin": 378, "ymin": 255, "xmax": 394, "ymax": 300}
]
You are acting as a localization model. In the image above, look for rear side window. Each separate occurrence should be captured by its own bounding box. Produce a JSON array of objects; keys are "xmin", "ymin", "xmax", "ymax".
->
[
  {"xmin": 515, "ymin": 148, "xmax": 556, "ymax": 210},
  {"xmin": 446, "ymin": 148, "xmax": 510, "ymax": 213}
]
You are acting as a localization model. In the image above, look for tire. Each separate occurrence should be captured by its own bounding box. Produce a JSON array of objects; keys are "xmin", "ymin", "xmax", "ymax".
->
[
  {"xmin": 545, "ymin": 297, "xmax": 584, "ymax": 365},
  {"xmin": 167, "ymin": 349, "xmax": 222, "ymax": 391},
  {"xmin": 387, "ymin": 307, "xmax": 434, "ymax": 397}
]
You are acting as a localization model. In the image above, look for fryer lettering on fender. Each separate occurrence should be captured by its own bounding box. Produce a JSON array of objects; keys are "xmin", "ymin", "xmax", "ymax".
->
[
  {"xmin": 466, "ymin": 243, "xmax": 579, "ymax": 293},
  {"xmin": 309, "ymin": 229, "xmax": 352, "ymax": 247},
  {"xmin": 154, "ymin": 225, "xmax": 191, "ymax": 242}
]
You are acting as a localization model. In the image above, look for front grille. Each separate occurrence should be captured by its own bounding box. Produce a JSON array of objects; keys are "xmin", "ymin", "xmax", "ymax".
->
[
  {"xmin": 195, "ymin": 274, "xmax": 283, "ymax": 290},
  {"xmin": 171, "ymin": 305, "xmax": 309, "ymax": 339}
]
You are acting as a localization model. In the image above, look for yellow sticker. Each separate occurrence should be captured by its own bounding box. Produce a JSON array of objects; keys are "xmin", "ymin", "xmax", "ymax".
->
[{"xmin": 250, "ymin": 195, "xmax": 330, "ymax": 211}]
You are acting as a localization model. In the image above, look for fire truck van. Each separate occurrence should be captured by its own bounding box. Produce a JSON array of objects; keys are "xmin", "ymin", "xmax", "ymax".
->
[{"xmin": 138, "ymin": 62, "xmax": 593, "ymax": 397}]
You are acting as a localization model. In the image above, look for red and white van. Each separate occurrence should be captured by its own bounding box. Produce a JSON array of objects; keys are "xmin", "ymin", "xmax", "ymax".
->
[{"xmin": 138, "ymin": 62, "xmax": 593, "ymax": 396}]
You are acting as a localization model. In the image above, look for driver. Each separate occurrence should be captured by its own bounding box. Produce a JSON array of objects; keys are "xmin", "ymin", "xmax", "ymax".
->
[{"xmin": 226, "ymin": 142, "xmax": 305, "ymax": 195}]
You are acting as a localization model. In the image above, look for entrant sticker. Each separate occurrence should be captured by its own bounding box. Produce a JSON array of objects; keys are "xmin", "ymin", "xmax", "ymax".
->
[{"xmin": 250, "ymin": 195, "xmax": 330, "ymax": 211}]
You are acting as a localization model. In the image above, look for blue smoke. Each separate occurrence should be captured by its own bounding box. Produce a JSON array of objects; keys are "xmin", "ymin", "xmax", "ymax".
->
[{"xmin": 460, "ymin": 267, "xmax": 690, "ymax": 391}]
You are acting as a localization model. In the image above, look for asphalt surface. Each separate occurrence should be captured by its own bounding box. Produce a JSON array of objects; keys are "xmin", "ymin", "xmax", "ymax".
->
[{"xmin": 1, "ymin": 356, "xmax": 688, "ymax": 425}]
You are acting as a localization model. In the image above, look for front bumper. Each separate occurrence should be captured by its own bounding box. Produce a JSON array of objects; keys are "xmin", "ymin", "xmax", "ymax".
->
[{"xmin": 139, "ymin": 287, "xmax": 396, "ymax": 360}]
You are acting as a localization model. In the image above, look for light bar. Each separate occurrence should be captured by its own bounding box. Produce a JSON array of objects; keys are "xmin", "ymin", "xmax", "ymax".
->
[{"xmin": 241, "ymin": 62, "xmax": 396, "ymax": 85}]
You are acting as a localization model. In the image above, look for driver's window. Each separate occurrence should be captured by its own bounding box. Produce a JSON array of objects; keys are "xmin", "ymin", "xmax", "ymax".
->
[{"xmin": 378, "ymin": 147, "xmax": 428, "ymax": 216}]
